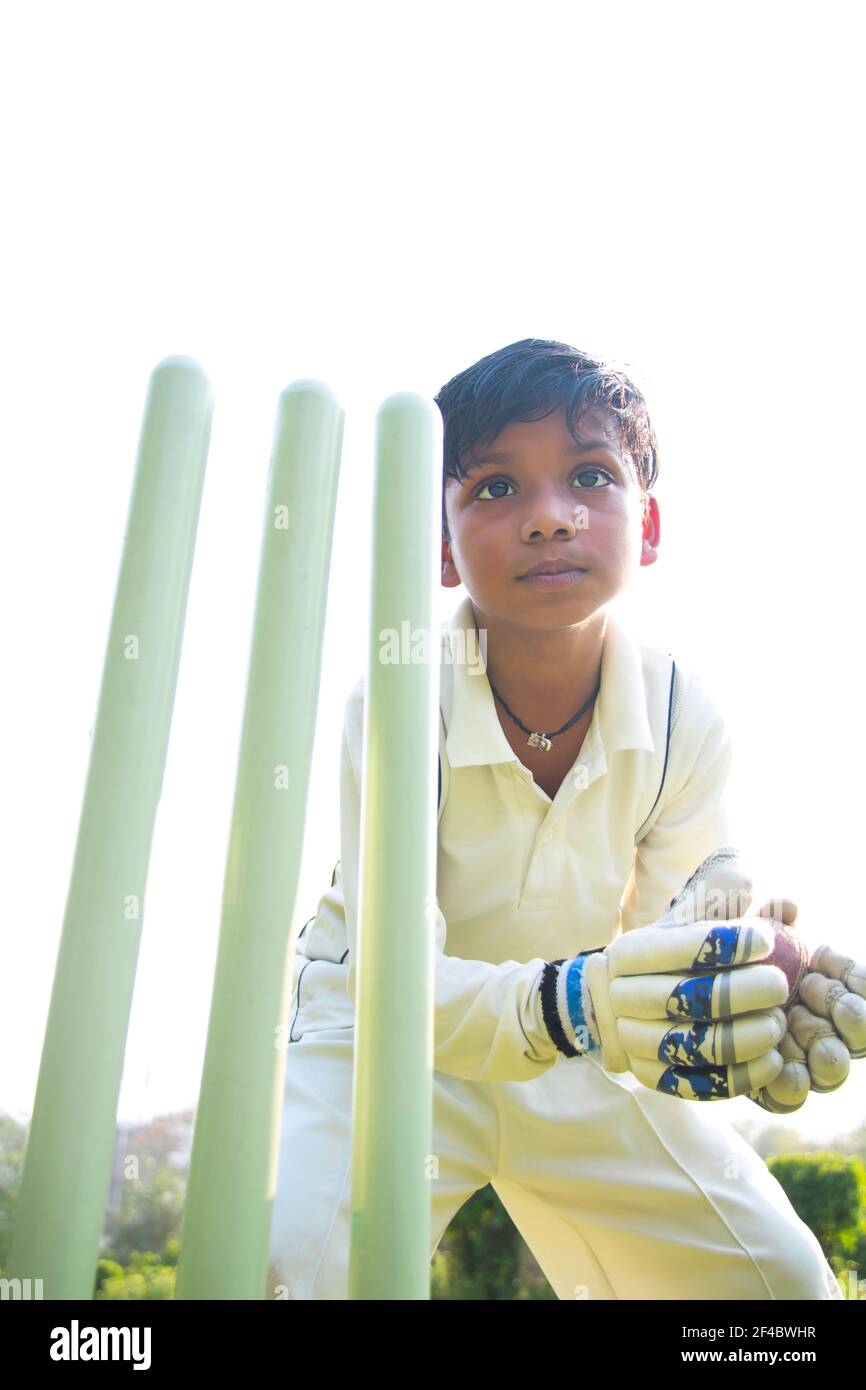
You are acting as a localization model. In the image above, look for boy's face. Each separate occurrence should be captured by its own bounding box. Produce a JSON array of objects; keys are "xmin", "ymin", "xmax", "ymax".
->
[{"xmin": 441, "ymin": 404, "xmax": 659, "ymax": 626}]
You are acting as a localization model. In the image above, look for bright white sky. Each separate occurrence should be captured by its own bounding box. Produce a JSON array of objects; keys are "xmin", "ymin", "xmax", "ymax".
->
[{"xmin": 2, "ymin": 1, "xmax": 863, "ymax": 1147}]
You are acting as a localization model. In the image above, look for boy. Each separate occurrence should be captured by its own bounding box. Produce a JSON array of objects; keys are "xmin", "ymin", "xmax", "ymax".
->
[{"xmin": 269, "ymin": 338, "xmax": 853, "ymax": 1300}]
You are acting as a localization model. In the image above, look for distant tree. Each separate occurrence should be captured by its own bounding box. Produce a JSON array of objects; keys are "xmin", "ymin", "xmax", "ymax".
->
[
  {"xmin": 768, "ymin": 1152, "xmax": 864, "ymax": 1258},
  {"xmin": 102, "ymin": 1165, "xmax": 184, "ymax": 1267},
  {"xmin": 0, "ymin": 1113, "xmax": 27, "ymax": 1272}
]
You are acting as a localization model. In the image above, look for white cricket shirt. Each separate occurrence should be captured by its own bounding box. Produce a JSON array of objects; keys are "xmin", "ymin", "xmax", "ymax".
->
[{"xmin": 291, "ymin": 594, "xmax": 734, "ymax": 1084}]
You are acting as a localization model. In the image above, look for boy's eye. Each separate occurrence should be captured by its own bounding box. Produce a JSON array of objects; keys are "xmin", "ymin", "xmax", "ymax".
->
[
  {"xmin": 475, "ymin": 468, "xmax": 612, "ymax": 500},
  {"xmin": 475, "ymin": 477, "xmax": 514, "ymax": 500},
  {"xmin": 574, "ymin": 467, "xmax": 613, "ymax": 488}
]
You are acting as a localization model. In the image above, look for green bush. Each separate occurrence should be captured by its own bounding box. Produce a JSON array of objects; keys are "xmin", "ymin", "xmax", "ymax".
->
[
  {"xmin": 102, "ymin": 1165, "xmax": 184, "ymax": 1267},
  {"xmin": 431, "ymin": 1185, "xmax": 555, "ymax": 1300},
  {"xmin": 768, "ymin": 1152, "xmax": 864, "ymax": 1257},
  {"xmin": 95, "ymin": 1250, "xmax": 176, "ymax": 1301}
]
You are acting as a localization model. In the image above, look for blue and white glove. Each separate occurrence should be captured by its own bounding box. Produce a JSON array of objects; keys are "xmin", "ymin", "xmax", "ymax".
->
[{"xmin": 541, "ymin": 848, "xmax": 790, "ymax": 1100}]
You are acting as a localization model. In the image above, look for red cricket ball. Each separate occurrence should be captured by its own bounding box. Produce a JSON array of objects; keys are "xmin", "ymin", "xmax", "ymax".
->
[{"xmin": 764, "ymin": 920, "xmax": 810, "ymax": 1005}]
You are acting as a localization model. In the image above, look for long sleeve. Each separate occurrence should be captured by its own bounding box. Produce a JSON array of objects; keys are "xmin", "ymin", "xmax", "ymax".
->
[
  {"xmin": 619, "ymin": 675, "xmax": 736, "ymax": 934},
  {"xmin": 338, "ymin": 692, "xmax": 561, "ymax": 1083}
]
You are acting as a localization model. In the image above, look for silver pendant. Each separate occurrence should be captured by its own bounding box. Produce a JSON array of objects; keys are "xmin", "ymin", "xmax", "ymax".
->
[{"xmin": 527, "ymin": 731, "xmax": 552, "ymax": 752}]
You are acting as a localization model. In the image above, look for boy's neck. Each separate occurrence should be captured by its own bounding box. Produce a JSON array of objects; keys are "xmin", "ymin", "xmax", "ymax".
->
[{"xmin": 470, "ymin": 600, "xmax": 609, "ymax": 726}]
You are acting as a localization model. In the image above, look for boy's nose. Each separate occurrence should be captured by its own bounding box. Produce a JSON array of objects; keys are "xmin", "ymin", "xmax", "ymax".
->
[{"xmin": 521, "ymin": 513, "xmax": 581, "ymax": 541}]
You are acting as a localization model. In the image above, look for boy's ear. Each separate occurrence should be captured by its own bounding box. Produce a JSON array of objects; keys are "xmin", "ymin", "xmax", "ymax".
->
[
  {"xmin": 441, "ymin": 537, "xmax": 462, "ymax": 589},
  {"xmin": 640, "ymin": 494, "xmax": 661, "ymax": 567}
]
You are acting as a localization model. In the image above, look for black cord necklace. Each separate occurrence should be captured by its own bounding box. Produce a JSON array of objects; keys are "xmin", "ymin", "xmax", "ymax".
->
[{"xmin": 472, "ymin": 611, "xmax": 601, "ymax": 753}]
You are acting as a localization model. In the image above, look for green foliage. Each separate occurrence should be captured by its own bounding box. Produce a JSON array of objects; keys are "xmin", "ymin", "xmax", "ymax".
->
[
  {"xmin": 160, "ymin": 1235, "xmax": 180, "ymax": 1266},
  {"xmin": 94, "ymin": 1257, "xmax": 124, "ymax": 1294},
  {"xmin": 431, "ymin": 1185, "xmax": 555, "ymax": 1299},
  {"xmin": 768, "ymin": 1152, "xmax": 864, "ymax": 1258},
  {"xmin": 95, "ymin": 1250, "xmax": 176, "ymax": 1301},
  {"xmin": 837, "ymin": 1217, "xmax": 866, "ymax": 1268},
  {"xmin": 0, "ymin": 1113, "xmax": 27, "ymax": 1272},
  {"xmin": 102, "ymin": 1164, "xmax": 185, "ymax": 1268}
]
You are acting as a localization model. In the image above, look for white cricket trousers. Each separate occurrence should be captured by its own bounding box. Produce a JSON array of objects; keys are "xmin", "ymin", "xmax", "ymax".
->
[{"xmin": 269, "ymin": 1022, "xmax": 843, "ymax": 1301}]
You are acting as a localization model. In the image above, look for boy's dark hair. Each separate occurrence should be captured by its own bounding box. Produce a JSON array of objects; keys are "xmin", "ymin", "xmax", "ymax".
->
[{"xmin": 434, "ymin": 337, "xmax": 659, "ymax": 541}]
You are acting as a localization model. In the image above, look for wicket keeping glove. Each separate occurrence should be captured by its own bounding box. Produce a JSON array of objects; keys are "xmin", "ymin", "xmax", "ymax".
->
[
  {"xmin": 542, "ymin": 847, "xmax": 789, "ymax": 1100},
  {"xmin": 748, "ymin": 898, "xmax": 866, "ymax": 1114}
]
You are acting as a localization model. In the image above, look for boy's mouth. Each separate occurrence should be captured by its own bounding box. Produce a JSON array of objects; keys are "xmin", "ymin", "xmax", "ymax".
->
[
  {"xmin": 519, "ymin": 558, "xmax": 588, "ymax": 578},
  {"xmin": 518, "ymin": 567, "xmax": 588, "ymax": 590}
]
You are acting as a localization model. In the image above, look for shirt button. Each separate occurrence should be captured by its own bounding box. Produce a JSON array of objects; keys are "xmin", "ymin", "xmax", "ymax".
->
[{"xmin": 540, "ymin": 828, "xmax": 553, "ymax": 844}]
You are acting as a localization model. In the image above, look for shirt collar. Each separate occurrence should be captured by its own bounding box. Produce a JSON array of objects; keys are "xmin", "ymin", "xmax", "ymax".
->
[{"xmin": 441, "ymin": 593, "xmax": 655, "ymax": 773}]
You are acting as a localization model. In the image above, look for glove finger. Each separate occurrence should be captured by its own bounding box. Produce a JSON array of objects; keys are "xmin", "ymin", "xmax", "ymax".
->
[
  {"xmin": 608, "ymin": 917, "xmax": 775, "ymax": 981},
  {"xmin": 755, "ymin": 897, "xmax": 799, "ymax": 927},
  {"xmin": 610, "ymin": 962, "xmax": 788, "ymax": 1021},
  {"xmin": 617, "ymin": 1007, "xmax": 786, "ymax": 1066},
  {"xmin": 749, "ymin": 1056, "xmax": 811, "ymax": 1113},
  {"xmin": 809, "ymin": 944, "xmax": 866, "ymax": 1000},
  {"xmin": 787, "ymin": 1003, "xmax": 851, "ymax": 1091},
  {"xmin": 799, "ymin": 972, "xmax": 866, "ymax": 1057},
  {"xmin": 779, "ymin": 1029, "xmax": 807, "ymax": 1063},
  {"xmin": 655, "ymin": 846, "xmax": 753, "ymax": 928},
  {"xmin": 629, "ymin": 1046, "xmax": 784, "ymax": 1100}
]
